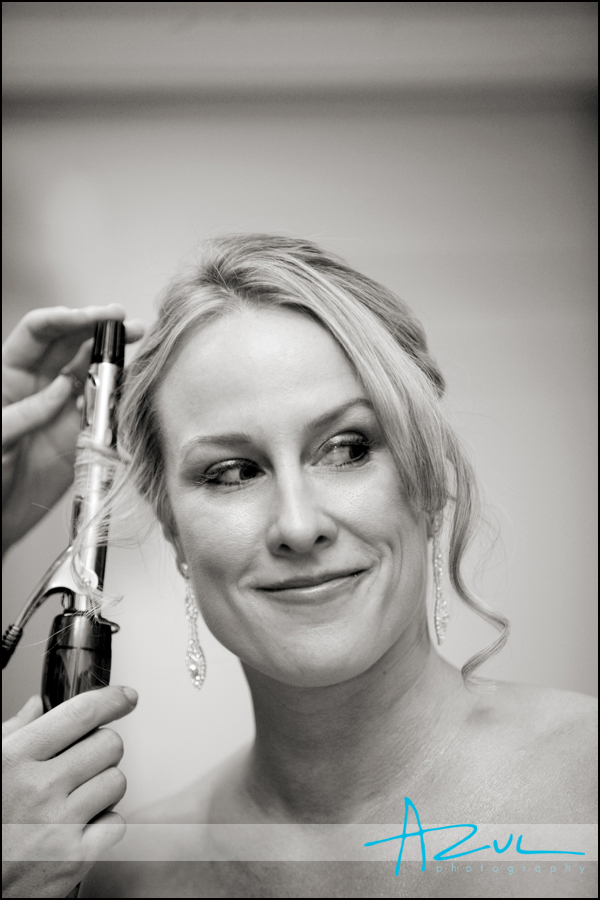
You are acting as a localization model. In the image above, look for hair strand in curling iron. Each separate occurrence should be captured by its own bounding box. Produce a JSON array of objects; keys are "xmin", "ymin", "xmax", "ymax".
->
[{"xmin": 2, "ymin": 320, "xmax": 125, "ymax": 713}]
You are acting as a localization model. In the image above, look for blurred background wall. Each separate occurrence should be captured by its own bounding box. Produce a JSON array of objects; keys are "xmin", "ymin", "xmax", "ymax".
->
[{"xmin": 2, "ymin": 2, "xmax": 597, "ymax": 816}]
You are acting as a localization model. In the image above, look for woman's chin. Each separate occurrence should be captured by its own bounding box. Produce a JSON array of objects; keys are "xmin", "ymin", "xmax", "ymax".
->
[{"xmin": 243, "ymin": 648, "xmax": 381, "ymax": 689}]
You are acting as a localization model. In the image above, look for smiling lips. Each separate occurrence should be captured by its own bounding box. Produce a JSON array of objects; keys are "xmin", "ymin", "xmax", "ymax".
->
[{"xmin": 258, "ymin": 568, "xmax": 367, "ymax": 592}]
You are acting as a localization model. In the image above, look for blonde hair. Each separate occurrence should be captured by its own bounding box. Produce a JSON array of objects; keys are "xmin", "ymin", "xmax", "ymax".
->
[{"xmin": 77, "ymin": 234, "xmax": 509, "ymax": 685}]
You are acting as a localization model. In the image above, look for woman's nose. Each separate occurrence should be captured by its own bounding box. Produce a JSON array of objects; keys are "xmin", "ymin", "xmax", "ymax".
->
[{"xmin": 266, "ymin": 472, "xmax": 338, "ymax": 556}]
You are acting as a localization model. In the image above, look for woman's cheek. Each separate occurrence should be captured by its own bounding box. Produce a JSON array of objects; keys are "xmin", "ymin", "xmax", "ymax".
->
[
  {"xmin": 178, "ymin": 497, "xmax": 264, "ymax": 585},
  {"xmin": 330, "ymin": 464, "xmax": 409, "ymax": 539}
]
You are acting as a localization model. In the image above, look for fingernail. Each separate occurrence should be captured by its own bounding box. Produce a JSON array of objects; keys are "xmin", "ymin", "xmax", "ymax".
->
[{"xmin": 121, "ymin": 687, "xmax": 138, "ymax": 705}]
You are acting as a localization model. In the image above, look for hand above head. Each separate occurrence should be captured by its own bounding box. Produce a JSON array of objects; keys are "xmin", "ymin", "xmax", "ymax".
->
[{"xmin": 2, "ymin": 305, "xmax": 145, "ymax": 556}]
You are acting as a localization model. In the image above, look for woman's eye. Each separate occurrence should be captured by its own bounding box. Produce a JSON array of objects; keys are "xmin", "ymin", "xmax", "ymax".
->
[
  {"xmin": 318, "ymin": 437, "xmax": 372, "ymax": 468},
  {"xmin": 194, "ymin": 435, "xmax": 373, "ymax": 487},
  {"xmin": 201, "ymin": 460, "xmax": 261, "ymax": 486}
]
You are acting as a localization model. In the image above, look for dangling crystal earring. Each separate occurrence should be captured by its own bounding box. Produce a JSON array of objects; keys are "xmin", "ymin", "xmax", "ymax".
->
[
  {"xmin": 179, "ymin": 562, "xmax": 207, "ymax": 690},
  {"xmin": 432, "ymin": 514, "xmax": 449, "ymax": 645}
]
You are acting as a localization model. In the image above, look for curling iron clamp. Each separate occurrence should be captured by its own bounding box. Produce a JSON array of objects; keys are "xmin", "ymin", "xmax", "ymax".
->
[{"xmin": 2, "ymin": 320, "xmax": 125, "ymax": 712}]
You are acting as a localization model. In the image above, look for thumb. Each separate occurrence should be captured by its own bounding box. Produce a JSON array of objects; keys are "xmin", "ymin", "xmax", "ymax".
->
[
  {"xmin": 2, "ymin": 374, "xmax": 74, "ymax": 448},
  {"xmin": 2, "ymin": 695, "xmax": 44, "ymax": 739}
]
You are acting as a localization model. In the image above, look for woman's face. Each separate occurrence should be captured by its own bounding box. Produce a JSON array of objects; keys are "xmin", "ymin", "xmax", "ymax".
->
[{"xmin": 156, "ymin": 306, "xmax": 429, "ymax": 687}]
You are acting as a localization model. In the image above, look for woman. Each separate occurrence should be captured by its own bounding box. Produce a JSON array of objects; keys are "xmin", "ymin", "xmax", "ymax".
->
[{"xmin": 3, "ymin": 235, "xmax": 596, "ymax": 899}]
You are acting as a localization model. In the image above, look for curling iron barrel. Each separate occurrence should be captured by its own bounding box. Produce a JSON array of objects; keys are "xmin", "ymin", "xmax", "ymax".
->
[
  {"xmin": 2, "ymin": 320, "xmax": 125, "ymax": 712},
  {"xmin": 70, "ymin": 319, "xmax": 125, "ymax": 600}
]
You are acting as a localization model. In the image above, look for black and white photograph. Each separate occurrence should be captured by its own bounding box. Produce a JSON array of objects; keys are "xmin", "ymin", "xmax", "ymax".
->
[{"xmin": 2, "ymin": 3, "xmax": 597, "ymax": 898}]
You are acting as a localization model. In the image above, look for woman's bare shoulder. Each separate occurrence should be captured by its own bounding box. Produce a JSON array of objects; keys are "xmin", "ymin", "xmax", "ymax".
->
[
  {"xmin": 77, "ymin": 791, "xmax": 209, "ymax": 899},
  {"xmin": 78, "ymin": 861, "xmax": 146, "ymax": 899},
  {"xmin": 491, "ymin": 680, "xmax": 597, "ymax": 734},
  {"xmin": 128, "ymin": 743, "xmax": 250, "ymax": 825},
  {"xmin": 77, "ymin": 782, "xmax": 213, "ymax": 899},
  {"xmin": 127, "ymin": 779, "xmax": 211, "ymax": 825},
  {"xmin": 79, "ymin": 756, "xmax": 238, "ymax": 897},
  {"xmin": 488, "ymin": 680, "xmax": 597, "ymax": 820},
  {"xmin": 79, "ymin": 747, "xmax": 251, "ymax": 897}
]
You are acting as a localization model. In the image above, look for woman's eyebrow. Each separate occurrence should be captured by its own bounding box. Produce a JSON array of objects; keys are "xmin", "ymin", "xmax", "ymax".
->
[
  {"xmin": 303, "ymin": 397, "xmax": 374, "ymax": 435},
  {"xmin": 180, "ymin": 397, "xmax": 373, "ymax": 459}
]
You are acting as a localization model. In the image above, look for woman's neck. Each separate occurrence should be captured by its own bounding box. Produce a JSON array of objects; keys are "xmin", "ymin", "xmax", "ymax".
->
[{"xmin": 241, "ymin": 613, "xmax": 467, "ymax": 823}]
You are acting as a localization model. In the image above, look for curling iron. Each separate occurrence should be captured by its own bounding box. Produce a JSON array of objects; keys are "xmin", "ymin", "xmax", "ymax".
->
[{"xmin": 2, "ymin": 321, "xmax": 125, "ymax": 712}]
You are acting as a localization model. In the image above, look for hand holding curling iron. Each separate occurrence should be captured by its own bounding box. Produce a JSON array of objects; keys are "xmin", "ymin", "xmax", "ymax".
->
[
  {"xmin": 2, "ymin": 305, "xmax": 145, "ymax": 898},
  {"xmin": 2, "ymin": 686, "xmax": 138, "ymax": 899},
  {"xmin": 2, "ymin": 305, "xmax": 144, "ymax": 555}
]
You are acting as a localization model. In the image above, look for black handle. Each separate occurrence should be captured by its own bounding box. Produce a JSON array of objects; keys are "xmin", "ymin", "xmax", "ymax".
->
[{"xmin": 41, "ymin": 612, "xmax": 114, "ymax": 712}]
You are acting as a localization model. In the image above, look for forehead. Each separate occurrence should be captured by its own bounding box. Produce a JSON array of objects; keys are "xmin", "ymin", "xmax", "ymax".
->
[{"xmin": 155, "ymin": 307, "xmax": 367, "ymax": 451}]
